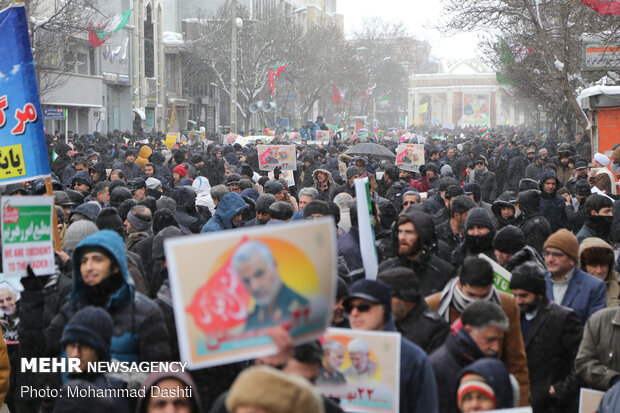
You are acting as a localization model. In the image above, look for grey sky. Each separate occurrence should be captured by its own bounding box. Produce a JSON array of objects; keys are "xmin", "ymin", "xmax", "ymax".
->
[{"xmin": 337, "ymin": 0, "xmax": 480, "ymax": 61}]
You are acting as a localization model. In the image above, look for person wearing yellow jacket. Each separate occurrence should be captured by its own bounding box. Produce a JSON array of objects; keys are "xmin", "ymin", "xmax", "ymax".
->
[{"xmin": 135, "ymin": 145, "xmax": 152, "ymax": 170}]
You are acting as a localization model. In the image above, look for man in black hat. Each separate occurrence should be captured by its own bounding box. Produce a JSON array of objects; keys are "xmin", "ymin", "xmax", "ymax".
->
[
  {"xmin": 332, "ymin": 167, "xmax": 360, "ymax": 199},
  {"xmin": 435, "ymin": 195, "xmax": 476, "ymax": 250},
  {"xmin": 127, "ymin": 177, "xmax": 147, "ymax": 202},
  {"xmin": 264, "ymin": 180, "xmax": 285, "ymax": 201},
  {"xmin": 509, "ymin": 263, "xmax": 582, "ymax": 413},
  {"xmin": 226, "ymin": 173, "xmax": 242, "ymax": 194},
  {"xmin": 525, "ymin": 154, "xmax": 545, "ymax": 181},
  {"xmin": 493, "ymin": 225, "xmax": 546, "ymax": 272},
  {"xmin": 451, "ymin": 207, "xmax": 497, "ymax": 266},
  {"xmin": 344, "ymin": 279, "xmax": 438, "ymax": 413},
  {"xmin": 566, "ymin": 179, "xmax": 591, "ymax": 233},
  {"xmin": 431, "ymin": 184, "xmax": 465, "ymax": 227},
  {"xmin": 465, "ymin": 156, "xmax": 497, "ymax": 203},
  {"xmin": 378, "ymin": 267, "xmax": 449, "ymax": 354},
  {"xmin": 566, "ymin": 159, "xmax": 589, "ymax": 196}
]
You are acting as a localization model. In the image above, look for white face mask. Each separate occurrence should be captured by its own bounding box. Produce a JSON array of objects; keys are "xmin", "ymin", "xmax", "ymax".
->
[{"xmin": 90, "ymin": 159, "xmax": 98, "ymax": 165}]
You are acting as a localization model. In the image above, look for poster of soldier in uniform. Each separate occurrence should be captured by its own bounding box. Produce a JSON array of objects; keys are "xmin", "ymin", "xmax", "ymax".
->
[
  {"xmin": 317, "ymin": 328, "xmax": 401, "ymax": 413},
  {"xmin": 165, "ymin": 218, "xmax": 337, "ymax": 368}
]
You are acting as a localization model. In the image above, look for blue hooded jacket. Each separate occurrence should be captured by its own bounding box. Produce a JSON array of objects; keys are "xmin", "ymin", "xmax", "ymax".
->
[
  {"xmin": 201, "ymin": 192, "xmax": 248, "ymax": 233},
  {"xmin": 47, "ymin": 230, "xmax": 170, "ymax": 362}
]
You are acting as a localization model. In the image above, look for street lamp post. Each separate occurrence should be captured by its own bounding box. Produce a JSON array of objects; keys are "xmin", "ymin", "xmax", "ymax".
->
[{"xmin": 230, "ymin": 0, "xmax": 237, "ymax": 134}]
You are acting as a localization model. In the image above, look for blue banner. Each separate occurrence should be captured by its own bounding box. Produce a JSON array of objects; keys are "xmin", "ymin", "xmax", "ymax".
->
[{"xmin": 0, "ymin": 4, "xmax": 51, "ymax": 184}]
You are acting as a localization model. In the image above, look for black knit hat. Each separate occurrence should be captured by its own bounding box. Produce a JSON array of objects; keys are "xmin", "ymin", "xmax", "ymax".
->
[
  {"xmin": 573, "ymin": 179, "xmax": 591, "ymax": 197},
  {"xmin": 60, "ymin": 306, "xmax": 113, "ymax": 361},
  {"xmin": 493, "ymin": 225, "xmax": 525, "ymax": 254},
  {"xmin": 96, "ymin": 207, "xmax": 124, "ymax": 238},
  {"xmin": 377, "ymin": 267, "xmax": 420, "ymax": 303},
  {"xmin": 509, "ymin": 262, "xmax": 546, "ymax": 296},
  {"xmin": 264, "ymin": 180, "xmax": 284, "ymax": 195},
  {"xmin": 465, "ymin": 207, "xmax": 496, "ymax": 232},
  {"xmin": 346, "ymin": 166, "xmax": 361, "ymax": 180}
]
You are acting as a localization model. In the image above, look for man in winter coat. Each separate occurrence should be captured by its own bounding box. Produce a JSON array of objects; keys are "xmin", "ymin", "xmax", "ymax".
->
[
  {"xmin": 576, "ymin": 194, "xmax": 614, "ymax": 244},
  {"xmin": 426, "ymin": 257, "xmax": 530, "ymax": 407},
  {"xmin": 200, "ymin": 192, "xmax": 248, "ymax": 233},
  {"xmin": 378, "ymin": 209, "xmax": 453, "ymax": 297},
  {"xmin": 539, "ymin": 169, "xmax": 568, "ymax": 232},
  {"xmin": 429, "ymin": 300, "xmax": 510, "ymax": 413},
  {"xmin": 300, "ymin": 154, "xmax": 319, "ymax": 188},
  {"xmin": 465, "ymin": 156, "xmax": 497, "ymax": 202},
  {"xmin": 575, "ymin": 305, "xmax": 620, "ymax": 391},
  {"xmin": 493, "ymin": 225, "xmax": 545, "ymax": 272},
  {"xmin": 450, "ymin": 207, "xmax": 497, "ymax": 267},
  {"xmin": 312, "ymin": 168, "xmax": 336, "ymax": 201},
  {"xmin": 378, "ymin": 267, "xmax": 449, "ymax": 354},
  {"xmin": 170, "ymin": 186, "xmax": 205, "ymax": 234},
  {"xmin": 23, "ymin": 230, "xmax": 171, "ymax": 364},
  {"xmin": 506, "ymin": 147, "xmax": 528, "ymax": 192},
  {"xmin": 114, "ymin": 149, "xmax": 142, "ymax": 180},
  {"xmin": 345, "ymin": 279, "xmax": 438, "ymax": 413},
  {"xmin": 579, "ymin": 237, "xmax": 620, "ymax": 307},
  {"xmin": 543, "ymin": 229, "xmax": 606, "ymax": 324},
  {"xmin": 509, "ymin": 263, "xmax": 583, "ymax": 413},
  {"xmin": 515, "ymin": 189, "xmax": 552, "ymax": 254}
]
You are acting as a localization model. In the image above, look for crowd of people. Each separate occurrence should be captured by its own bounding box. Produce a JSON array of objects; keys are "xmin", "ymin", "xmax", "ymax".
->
[{"xmin": 0, "ymin": 124, "xmax": 618, "ymax": 413}]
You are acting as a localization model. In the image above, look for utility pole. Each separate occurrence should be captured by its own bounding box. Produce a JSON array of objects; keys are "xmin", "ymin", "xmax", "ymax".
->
[{"xmin": 230, "ymin": 0, "xmax": 237, "ymax": 134}]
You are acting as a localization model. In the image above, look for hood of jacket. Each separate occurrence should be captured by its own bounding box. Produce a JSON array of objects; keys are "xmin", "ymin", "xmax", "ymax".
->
[
  {"xmin": 312, "ymin": 168, "xmax": 333, "ymax": 186},
  {"xmin": 149, "ymin": 151, "xmax": 165, "ymax": 165},
  {"xmin": 508, "ymin": 147, "xmax": 521, "ymax": 159},
  {"xmin": 192, "ymin": 176, "xmax": 212, "ymax": 195},
  {"xmin": 538, "ymin": 169, "xmax": 560, "ymax": 194},
  {"xmin": 138, "ymin": 145, "xmax": 152, "ymax": 159},
  {"xmin": 136, "ymin": 371, "xmax": 202, "ymax": 413},
  {"xmin": 71, "ymin": 170, "xmax": 94, "ymax": 187},
  {"xmin": 213, "ymin": 192, "xmax": 248, "ymax": 228},
  {"xmin": 392, "ymin": 208, "xmax": 437, "ymax": 261},
  {"xmin": 457, "ymin": 358, "xmax": 514, "ymax": 409},
  {"xmin": 517, "ymin": 189, "xmax": 541, "ymax": 217},
  {"xmin": 578, "ymin": 237, "xmax": 616, "ymax": 282},
  {"xmin": 171, "ymin": 186, "xmax": 196, "ymax": 215},
  {"xmin": 71, "ymin": 230, "xmax": 133, "ymax": 304}
]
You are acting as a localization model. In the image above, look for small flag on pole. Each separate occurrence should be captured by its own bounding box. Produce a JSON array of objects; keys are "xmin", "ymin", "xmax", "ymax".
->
[
  {"xmin": 88, "ymin": 9, "xmax": 133, "ymax": 48},
  {"xmin": 479, "ymin": 127, "xmax": 490, "ymax": 138}
]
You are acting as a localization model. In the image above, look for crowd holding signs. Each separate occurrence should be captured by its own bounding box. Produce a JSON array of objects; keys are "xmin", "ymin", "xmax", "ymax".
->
[{"xmin": 2, "ymin": 2, "xmax": 620, "ymax": 413}]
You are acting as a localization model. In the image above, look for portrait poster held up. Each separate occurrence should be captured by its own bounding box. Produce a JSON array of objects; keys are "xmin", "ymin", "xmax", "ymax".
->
[
  {"xmin": 257, "ymin": 144, "xmax": 296, "ymax": 171},
  {"xmin": 164, "ymin": 218, "xmax": 337, "ymax": 369},
  {"xmin": 317, "ymin": 327, "xmax": 401, "ymax": 413},
  {"xmin": 0, "ymin": 4, "xmax": 51, "ymax": 184},
  {"xmin": 395, "ymin": 144, "xmax": 425, "ymax": 173},
  {"xmin": 1, "ymin": 196, "xmax": 54, "ymax": 277}
]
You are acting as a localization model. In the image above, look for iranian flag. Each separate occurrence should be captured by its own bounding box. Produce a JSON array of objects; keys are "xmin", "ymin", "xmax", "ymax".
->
[
  {"xmin": 362, "ymin": 85, "xmax": 376, "ymax": 97},
  {"xmin": 332, "ymin": 85, "xmax": 344, "ymax": 104},
  {"xmin": 269, "ymin": 63, "xmax": 287, "ymax": 98},
  {"xmin": 479, "ymin": 127, "xmax": 490, "ymax": 139},
  {"xmin": 580, "ymin": 0, "xmax": 620, "ymax": 14},
  {"xmin": 377, "ymin": 95, "xmax": 390, "ymax": 109},
  {"xmin": 89, "ymin": 9, "xmax": 133, "ymax": 48}
]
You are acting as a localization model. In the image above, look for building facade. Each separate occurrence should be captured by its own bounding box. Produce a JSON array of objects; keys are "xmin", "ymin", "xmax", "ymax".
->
[{"xmin": 408, "ymin": 59, "xmax": 526, "ymax": 129}]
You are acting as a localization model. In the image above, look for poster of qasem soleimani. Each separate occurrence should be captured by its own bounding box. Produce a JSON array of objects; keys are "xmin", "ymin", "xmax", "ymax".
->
[
  {"xmin": 317, "ymin": 328, "xmax": 401, "ymax": 413},
  {"xmin": 165, "ymin": 218, "xmax": 337, "ymax": 369}
]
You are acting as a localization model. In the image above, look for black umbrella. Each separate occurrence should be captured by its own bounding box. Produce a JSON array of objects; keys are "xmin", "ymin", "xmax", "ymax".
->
[{"xmin": 345, "ymin": 142, "xmax": 395, "ymax": 160}]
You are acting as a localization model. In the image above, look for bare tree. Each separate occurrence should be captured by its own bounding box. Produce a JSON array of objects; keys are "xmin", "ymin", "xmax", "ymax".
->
[
  {"xmin": 1, "ymin": 0, "xmax": 103, "ymax": 97},
  {"xmin": 439, "ymin": 0, "xmax": 620, "ymax": 133}
]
